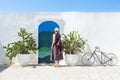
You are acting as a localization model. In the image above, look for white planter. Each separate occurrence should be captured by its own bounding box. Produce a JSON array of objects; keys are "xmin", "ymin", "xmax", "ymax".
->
[
  {"xmin": 77, "ymin": 52, "xmax": 84, "ymax": 65},
  {"xmin": 65, "ymin": 54, "xmax": 79, "ymax": 66},
  {"xmin": 30, "ymin": 53, "xmax": 38, "ymax": 64},
  {"xmin": 17, "ymin": 54, "xmax": 31, "ymax": 65},
  {"xmin": 12, "ymin": 55, "xmax": 19, "ymax": 65}
]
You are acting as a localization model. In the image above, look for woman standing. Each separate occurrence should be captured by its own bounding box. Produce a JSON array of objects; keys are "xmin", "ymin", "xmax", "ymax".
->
[{"xmin": 51, "ymin": 28, "xmax": 63, "ymax": 67}]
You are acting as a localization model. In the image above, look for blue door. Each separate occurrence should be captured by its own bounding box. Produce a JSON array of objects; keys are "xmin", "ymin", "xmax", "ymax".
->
[{"xmin": 38, "ymin": 21, "xmax": 59, "ymax": 63}]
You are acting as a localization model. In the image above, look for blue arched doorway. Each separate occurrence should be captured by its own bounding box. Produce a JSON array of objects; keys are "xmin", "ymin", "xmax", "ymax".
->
[{"xmin": 38, "ymin": 21, "xmax": 59, "ymax": 63}]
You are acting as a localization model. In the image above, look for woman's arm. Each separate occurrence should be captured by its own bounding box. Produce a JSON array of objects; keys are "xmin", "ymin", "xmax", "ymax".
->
[{"xmin": 53, "ymin": 33, "xmax": 61, "ymax": 46}]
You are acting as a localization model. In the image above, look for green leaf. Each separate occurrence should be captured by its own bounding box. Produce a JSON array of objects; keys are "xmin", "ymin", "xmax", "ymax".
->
[{"xmin": 62, "ymin": 31, "xmax": 87, "ymax": 54}]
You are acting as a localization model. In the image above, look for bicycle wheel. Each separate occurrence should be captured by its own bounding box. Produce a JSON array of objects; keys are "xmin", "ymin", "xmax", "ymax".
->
[
  {"xmin": 105, "ymin": 53, "xmax": 118, "ymax": 66},
  {"xmin": 81, "ymin": 52, "xmax": 95, "ymax": 66}
]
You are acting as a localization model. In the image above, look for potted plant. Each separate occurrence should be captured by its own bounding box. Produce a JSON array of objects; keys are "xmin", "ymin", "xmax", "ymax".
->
[
  {"xmin": 62, "ymin": 31, "xmax": 86, "ymax": 66},
  {"xmin": 3, "ymin": 28, "xmax": 37, "ymax": 65}
]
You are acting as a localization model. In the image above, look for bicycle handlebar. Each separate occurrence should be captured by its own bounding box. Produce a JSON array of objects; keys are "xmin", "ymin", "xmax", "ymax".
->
[
  {"xmin": 94, "ymin": 46, "xmax": 105, "ymax": 53},
  {"xmin": 95, "ymin": 46, "xmax": 100, "ymax": 49},
  {"xmin": 94, "ymin": 46, "xmax": 101, "ymax": 52}
]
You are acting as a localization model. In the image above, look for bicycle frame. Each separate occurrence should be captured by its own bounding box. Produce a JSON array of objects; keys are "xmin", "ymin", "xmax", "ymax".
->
[{"xmin": 89, "ymin": 48, "xmax": 112, "ymax": 65}]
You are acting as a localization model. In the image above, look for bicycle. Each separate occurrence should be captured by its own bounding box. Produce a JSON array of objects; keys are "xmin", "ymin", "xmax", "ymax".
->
[{"xmin": 81, "ymin": 46, "xmax": 118, "ymax": 66}]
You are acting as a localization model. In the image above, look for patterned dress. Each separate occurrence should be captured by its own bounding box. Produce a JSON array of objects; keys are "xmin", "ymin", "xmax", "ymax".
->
[{"xmin": 52, "ymin": 33, "xmax": 63, "ymax": 61}]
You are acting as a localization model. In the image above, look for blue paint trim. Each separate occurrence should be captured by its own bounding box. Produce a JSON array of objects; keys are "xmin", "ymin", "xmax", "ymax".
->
[{"xmin": 38, "ymin": 21, "xmax": 59, "ymax": 32}]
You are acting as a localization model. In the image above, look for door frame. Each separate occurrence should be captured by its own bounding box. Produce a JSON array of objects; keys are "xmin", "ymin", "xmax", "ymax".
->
[{"xmin": 36, "ymin": 17, "xmax": 65, "ymax": 64}]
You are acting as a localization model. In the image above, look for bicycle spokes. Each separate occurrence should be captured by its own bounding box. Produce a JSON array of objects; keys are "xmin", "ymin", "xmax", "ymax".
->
[
  {"xmin": 105, "ymin": 53, "xmax": 118, "ymax": 66},
  {"xmin": 81, "ymin": 53, "xmax": 95, "ymax": 66}
]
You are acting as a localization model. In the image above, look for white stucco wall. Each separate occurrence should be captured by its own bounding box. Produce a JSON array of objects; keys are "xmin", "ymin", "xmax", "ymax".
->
[
  {"xmin": 0, "ymin": 42, "xmax": 3, "ymax": 65},
  {"xmin": 0, "ymin": 12, "xmax": 120, "ymax": 65},
  {"xmin": 62, "ymin": 12, "xmax": 120, "ymax": 65}
]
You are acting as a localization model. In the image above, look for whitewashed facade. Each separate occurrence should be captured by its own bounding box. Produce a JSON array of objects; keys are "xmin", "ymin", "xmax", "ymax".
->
[{"xmin": 0, "ymin": 12, "xmax": 120, "ymax": 65}]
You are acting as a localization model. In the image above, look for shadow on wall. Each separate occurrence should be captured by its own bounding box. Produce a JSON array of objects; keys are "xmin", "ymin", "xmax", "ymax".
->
[
  {"xmin": 82, "ymin": 43, "xmax": 110, "ymax": 66},
  {"xmin": 83, "ymin": 43, "xmax": 92, "ymax": 53},
  {"xmin": 0, "ymin": 42, "xmax": 10, "ymax": 65},
  {"xmin": 0, "ymin": 42, "xmax": 9, "ymax": 73}
]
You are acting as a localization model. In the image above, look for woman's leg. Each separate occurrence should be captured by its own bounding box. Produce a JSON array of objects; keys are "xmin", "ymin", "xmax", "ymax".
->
[
  {"xmin": 54, "ymin": 46, "xmax": 59, "ymax": 67},
  {"xmin": 54, "ymin": 60, "xmax": 59, "ymax": 67},
  {"xmin": 54, "ymin": 46, "xmax": 63, "ymax": 67}
]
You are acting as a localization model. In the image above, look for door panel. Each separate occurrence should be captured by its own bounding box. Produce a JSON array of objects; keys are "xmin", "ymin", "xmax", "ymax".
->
[{"xmin": 38, "ymin": 21, "xmax": 59, "ymax": 63}]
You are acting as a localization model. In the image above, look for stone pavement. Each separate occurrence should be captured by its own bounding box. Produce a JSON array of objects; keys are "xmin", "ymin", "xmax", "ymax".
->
[{"xmin": 0, "ymin": 65, "xmax": 120, "ymax": 80}]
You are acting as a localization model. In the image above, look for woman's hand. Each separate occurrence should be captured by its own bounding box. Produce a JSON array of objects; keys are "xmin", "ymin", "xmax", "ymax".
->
[{"xmin": 56, "ymin": 42, "xmax": 59, "ymax": 46}]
